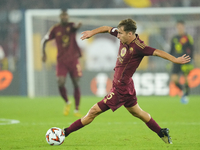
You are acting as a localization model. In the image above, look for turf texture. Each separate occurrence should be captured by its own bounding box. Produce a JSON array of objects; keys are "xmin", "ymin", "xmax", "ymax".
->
[{"xmin": 0, "ymin": 95, "xmax": 200, "ymax": 150}]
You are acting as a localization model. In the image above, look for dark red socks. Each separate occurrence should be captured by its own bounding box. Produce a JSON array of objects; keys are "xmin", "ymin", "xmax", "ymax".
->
[
  {"xmin": 58, "ymin": 86, "xmax": 68, "ymax": 103},
  {"xmin": 64, "ymin": 119, "xmax": 84, "ymax": 137},
  {"xmin": 146, "ymin": 118, "xmax": 161, "ymax": 134}
]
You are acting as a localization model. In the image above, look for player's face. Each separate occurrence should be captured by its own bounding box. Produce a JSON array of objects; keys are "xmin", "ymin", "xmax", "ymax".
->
[
  {"xmin": 117, "ymin": 26, "xmax": 129, "ymax": 44},
  {"xmin": 176, "ymin": 23, "xmax": 185, "ymax": 35},
  {"xmin": 60, "ymin": 13, "xmax": 69, "ymax": 24}
]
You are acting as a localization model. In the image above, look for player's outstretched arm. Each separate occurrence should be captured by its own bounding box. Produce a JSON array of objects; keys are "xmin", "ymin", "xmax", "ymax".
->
[
  {"xmin": 153, "ymin": 49, "xmax": 191, "ymax": 64},
  {"xmin": 41, "ymin": 39, "xmax": 48, "ymax": 62},
  {"xmin": 74, "ymin": 22, "xmax": 82, "ymax": 29},
  {"xmin": 81, "ymin": 26, "xmax": 112, "ymax": 40}
]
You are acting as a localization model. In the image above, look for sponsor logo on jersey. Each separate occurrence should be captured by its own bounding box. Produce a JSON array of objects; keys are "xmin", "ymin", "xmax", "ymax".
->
[
  {"xmin": 62, "ymin": 35, "xmax": 69, "ymax": 47},
  {"xmin": 129, "ymin": 47, "xmax": 134, "ymax": 54}
]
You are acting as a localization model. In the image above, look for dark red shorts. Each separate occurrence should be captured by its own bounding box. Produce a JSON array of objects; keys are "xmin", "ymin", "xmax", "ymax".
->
[
  {"xmin": 97, "ymin": 87, "xmax": 137, "ymax": 112},
  {"xmin": 56, "ymin": 59, "xmax": 82, "ymax": 78}
]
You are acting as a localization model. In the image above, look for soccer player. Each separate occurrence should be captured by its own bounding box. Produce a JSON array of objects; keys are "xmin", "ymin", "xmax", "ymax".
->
[
  {"xmin": 62, "ymin": 19, "xmax": 191, "ymax": 144},
  {"xmin": 42, "ymin": 9, "xmax": 82, "ymax": 117},
  {"xmin": 169, "ymin": 20, "xmax": 194, "ymax": 104}
]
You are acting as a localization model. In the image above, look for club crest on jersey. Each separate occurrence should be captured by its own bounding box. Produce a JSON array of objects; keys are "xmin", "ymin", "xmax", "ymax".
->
[
  {"xmin": 120, "ymin": 47, "xmax": 127, "ymax": 57},
  {"xmin": 62, "ymin": 35, "xmax": 69, "ymax": 47},
  {"xmin": 180, "ymin": 36, "xmax": 188, "ymax": 44},
  {"xmin": 129, "ymin": 47, "xmax": 134, "ymax": 54}
]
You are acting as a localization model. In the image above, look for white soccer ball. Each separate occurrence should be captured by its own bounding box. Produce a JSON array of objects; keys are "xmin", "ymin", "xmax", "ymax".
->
[{"xmin": 45, "ymin": 127, "xmax": 65, "ymax": 146}]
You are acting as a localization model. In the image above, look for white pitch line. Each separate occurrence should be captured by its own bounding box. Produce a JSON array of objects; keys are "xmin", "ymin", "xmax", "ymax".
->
[
  {"xmin": 1, "ymin": 121, "xmax": 200, "ymax": 126},
  {"xmin": 0, "ymin": 118, "xmax": 20, "ymax": 125}
]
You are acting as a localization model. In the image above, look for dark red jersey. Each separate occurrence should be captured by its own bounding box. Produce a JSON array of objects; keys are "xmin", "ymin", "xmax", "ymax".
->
[
  {"xmin": 110, "ymin": 28, "xmax": 156, "ymax": 94},
  {"xmin": 45, "ymin": 23, "xmax": 81, "ymax": 64}
]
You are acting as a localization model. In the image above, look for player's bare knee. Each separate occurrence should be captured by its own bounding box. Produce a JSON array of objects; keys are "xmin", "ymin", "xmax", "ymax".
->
[
  {"xmin": 57, "ymin": 80, "xmax": 65, "ymax": 87},
  {"xmin": 71, "ymin": 77, "xmax": 80, "ymax": 88}
]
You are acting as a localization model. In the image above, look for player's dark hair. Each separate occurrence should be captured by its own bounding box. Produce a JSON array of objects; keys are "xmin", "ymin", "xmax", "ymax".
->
[
  {"xmin": 61, "ymin": 8, "xmax": 67, "ymax": 13},
  {"xmin": 118, "ymin": 18, "xmax": 137, "ymax": 33},
  {"xmin": 177, "ymin": 20, "xmax": 185, "ymax": 24},
  {"xmin": 60, "ymin": 8, "xmax": 68, "ymax": 16}
]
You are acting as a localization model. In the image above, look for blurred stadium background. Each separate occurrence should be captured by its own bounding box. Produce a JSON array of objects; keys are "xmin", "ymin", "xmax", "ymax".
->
[{"xmin": 0, "ymin": 0, "xmax": 200, "ymax": 97}]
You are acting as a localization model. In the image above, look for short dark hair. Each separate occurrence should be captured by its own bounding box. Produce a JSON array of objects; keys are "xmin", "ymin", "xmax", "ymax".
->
[
  {"xmin": 61, "ymin": 8, "xmax": 67, "ymax": 13},
  {"xmin": 177, "ymin": 20, "xmax": 185, "ymax": 24},
  {"xmin": 117, "ymin": 18, "xmax": 137, "ymax": 33},
  {"xmin": 60, "ymin": 8, "xmax": 68, "ymax": 17}
]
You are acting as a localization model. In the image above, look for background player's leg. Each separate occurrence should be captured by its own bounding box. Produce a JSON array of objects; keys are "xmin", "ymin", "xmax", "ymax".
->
[
  {"xmin": 180, "ymin": 74, "xmax": 190, "ymax": 104},
  {"xmin": 183, "ymin": 73, "xmax": 190, "ymax": 96},
  {"xmin": 57, "ymin": 76, "xmax": 71, "ymax": 115},
  {"xmin": 71, "ymin": 77, "xmax": 81, "ymax": 111},
  {"xmin": 64, "ymin": 103, "xmax": 104, "ymax": 136},
  {"xmin": 57, "ymin": 76, "xmax": 68, "ymax": 103},
  {"xmin": 126, "ymin": 104, "xmax": 172, "ymax": 144},
  {"xmin": 171, "ymin": 74, "xmax": 183, "ymax": 96},
  {"xmin": 70, "ymin": 60, "xmax": 82, "ymax": 117}
]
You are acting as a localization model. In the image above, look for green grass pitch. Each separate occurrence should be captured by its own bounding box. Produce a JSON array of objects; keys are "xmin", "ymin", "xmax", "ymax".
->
[{"xmin": 0, "ymin": 95, "xmax": 200, "ymax": 150}]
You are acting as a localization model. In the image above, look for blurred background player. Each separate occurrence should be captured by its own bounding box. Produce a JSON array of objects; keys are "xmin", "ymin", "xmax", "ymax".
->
[
  {"xmin": 169, "ymin": 20, "xmax": 194, "ymax": 104},
  {"xmin": 42, "ymin": 9, "xmax": 82, "ymax": 117}
]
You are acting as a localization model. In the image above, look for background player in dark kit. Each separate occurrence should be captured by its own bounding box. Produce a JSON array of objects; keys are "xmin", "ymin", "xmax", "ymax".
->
[
  {"xmin": 169, "ymin": 20, "xmax": 194, "ymax": 104},
  {"xmin": 42, "ymin": 9, "xmax": 82, "ymax": 117},
  {"xmin": 62, "ymin": 19, "xmax": 191, "ymax": 144}
]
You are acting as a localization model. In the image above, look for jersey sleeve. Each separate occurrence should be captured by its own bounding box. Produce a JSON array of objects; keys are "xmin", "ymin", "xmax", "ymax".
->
[
  {"xmin": 135, "ymin": 40, "xmax": 156, "ymax": 56},
  {"xmin": 141, "ymin": 46, "xmax": 156, "ymax": 56},
  {"xmin": 71, "ymin": 22, "xmax": 77, "ymax": 32},
  {"xmin": 109, "ymin": 27, "xmax": 118, "ymax": 37}
]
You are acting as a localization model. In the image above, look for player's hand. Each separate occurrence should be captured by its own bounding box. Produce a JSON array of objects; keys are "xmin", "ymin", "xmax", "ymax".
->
[
  {"xmin": 80, "ymin": 31, "xmax": 92, "ymax": 40},
  {"xmin": 74, "ymin": 22, "xmax": 82, "ymax": 29},
  {"xmin": 77, "ymin": 22, "xmax": 82, "ymax": 28},
  {"xmin": 42, "ymin": 54, "xmax": 47, "ymax": 62},
  {"xmin": 175, "ymin": 54, "xmax": 191, "ymax": 64}
]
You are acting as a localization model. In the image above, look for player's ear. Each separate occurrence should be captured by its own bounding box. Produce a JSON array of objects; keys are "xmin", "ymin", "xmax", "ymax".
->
[{"xmin": 128, "ymin": 31, "xmax": 132, "ymax": 36}]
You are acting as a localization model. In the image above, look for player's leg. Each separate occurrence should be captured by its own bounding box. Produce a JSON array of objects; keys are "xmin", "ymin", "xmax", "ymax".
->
[
  {"xmin": 178, "ymin": 73, "xmax": 189, "ymax": 104},
  {"xmin": 64, "ymin": 102, "xmax": 110, "ymax": 137},
  {"xmin": 57, "ymin": 76, "xmax": 68, "ymax": 102},
  {"xmin": 57, "ymin": 76, "xmax": 69, "ymax": 103},
  {"xmin": 170, "ymin": 64, "xmax": 183, "ymax": 96},
  {"xmin": 71, "ymin": 76, "xmax": 81, "ymax": 116},
  {"xmin": 69, "ymin": 60, "xmax": 82, "ymax": 116},
  {"xmin": 180, "ymin": 64, "xmax": 193, "ymax": 103},
  {"xmin": 184, "ymin": 74, "xmax": 190, "ymax": 96},
  {"xmin": 126, "ymin": 104, "xmax": 172, "ymax": 144},
  {"xmin": 57, "ymin": 76, "xmax": 71, "ymax": 115},
  {"xmin": 171, "ymin": 73, "xmax": 183, "ymax": 96},
  {"xmin": 56, "ymin": 62, "xmax": 71, "ymax": 115}
]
